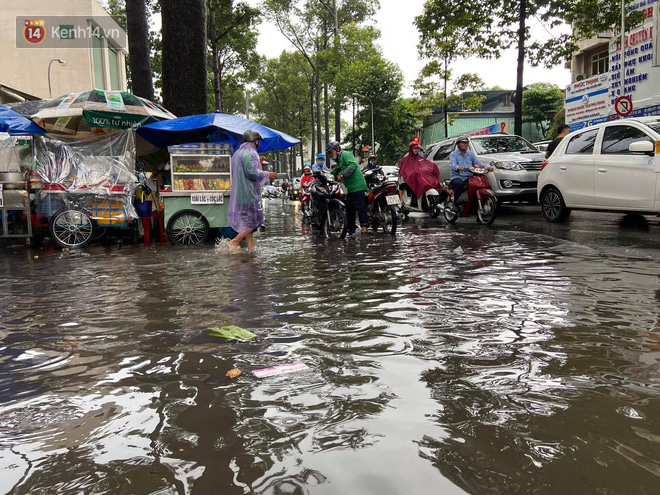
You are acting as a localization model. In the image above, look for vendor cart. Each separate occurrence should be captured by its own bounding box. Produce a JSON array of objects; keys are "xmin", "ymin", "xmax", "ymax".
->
[
  {"xmin": 33, "ymin": 130, "xmax": 138, "ymax": 248},
  {"xmin": 161, "ymin": 143, "xmax": 233, "ymax": 245}
]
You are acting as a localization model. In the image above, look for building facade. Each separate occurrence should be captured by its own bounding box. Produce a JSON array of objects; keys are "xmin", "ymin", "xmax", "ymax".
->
[{"xmin": 0, "ymin": 0, "xmax": 127, "ymax": 103}]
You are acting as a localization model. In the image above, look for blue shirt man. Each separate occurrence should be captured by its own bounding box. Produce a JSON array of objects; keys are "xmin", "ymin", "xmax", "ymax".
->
[
  {"xmin": 448, "ymin": 136, "xmax": 492, "ymax": 206},
  {"xmin": 311, "ymin": 153, "xmax": 329, "ymax": 174}
]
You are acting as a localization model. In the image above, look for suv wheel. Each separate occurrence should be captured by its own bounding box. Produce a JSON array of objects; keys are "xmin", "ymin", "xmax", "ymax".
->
[{"xmin": 541, "ymin": 187, "xmax": 571, "ymax": 223}]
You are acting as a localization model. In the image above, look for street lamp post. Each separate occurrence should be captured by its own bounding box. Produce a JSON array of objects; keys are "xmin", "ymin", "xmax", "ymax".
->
[
  {"xmin": 48, "ymin": 59, "xmax": 67, "ymax": 99},
  {"xmin": 352, "ymin": 92, "xmax": 374, "ymax": 154}
]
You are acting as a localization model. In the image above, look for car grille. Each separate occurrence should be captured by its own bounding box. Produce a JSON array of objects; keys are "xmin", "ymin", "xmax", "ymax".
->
[{"xmin": 522, "ymin": 161, "xmax": 543, "ymax": 171}]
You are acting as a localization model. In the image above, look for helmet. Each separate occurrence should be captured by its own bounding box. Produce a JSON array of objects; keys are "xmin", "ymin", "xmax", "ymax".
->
[
  {"xmin": 368, "ymin": 154, "xmax": 376, "ymax": 160},
  {"xmin": 303, "ymin": 165, "xmax": 311, "ymax": 171},
  {"xmin": 409, "ymin": 140, "xmax": 423, "ymax": 150},
  {"xmin": 316, "ymin": 153, "xmax": 325, "ymax": 159},
  {"xmin": 456, "ymin": 135, "xmax": 470, "ymax": 143},
  {"xmin": 325, "ymin": 141, "xmax": 340, "ymax": 153},
  {"xmin": 242, "ymin": 129, "xmax": 263, "ymax": 143}
]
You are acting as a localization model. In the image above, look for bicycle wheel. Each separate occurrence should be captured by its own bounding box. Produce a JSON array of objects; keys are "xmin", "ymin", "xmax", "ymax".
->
[{"xmin": 49, "ymin": 207, "xmax": 98, "ymax": 249}]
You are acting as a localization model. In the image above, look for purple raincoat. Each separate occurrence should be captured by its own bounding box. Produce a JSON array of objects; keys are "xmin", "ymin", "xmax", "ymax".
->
[{"xmin": 228, "ymin": 142, "xmax": 270, "ymax": 233}]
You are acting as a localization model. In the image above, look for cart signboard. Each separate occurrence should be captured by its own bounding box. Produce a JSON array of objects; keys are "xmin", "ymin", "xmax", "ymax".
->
[{"xmin": 191, "ymin": 192, "xmax": 224, "ymax": 204}]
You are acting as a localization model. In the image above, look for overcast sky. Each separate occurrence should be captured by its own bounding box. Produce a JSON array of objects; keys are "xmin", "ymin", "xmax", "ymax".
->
[{"xmin": 250, "ymin": 0, "xmax": 572, "ymax": 95}]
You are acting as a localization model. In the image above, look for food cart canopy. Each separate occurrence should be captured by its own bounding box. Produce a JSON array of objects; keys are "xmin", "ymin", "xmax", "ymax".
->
[
  {"xmin": 137, "ymin": 111, "xmax": 301, "ymax": 152},
  {"xmin": 0, "ymin": 104, "xmax": 46, "ymax": 135}
]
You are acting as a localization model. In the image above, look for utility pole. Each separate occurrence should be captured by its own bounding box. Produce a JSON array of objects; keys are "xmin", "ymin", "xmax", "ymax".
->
[
  {"xmin": 514, "ymin": 0, "xmax": 526, "ymax": 137},
  {"xmin": 319, "ymin": 0, "xmax": 340, "ymax": 141},
  {"xmin": 245, "ymin": 90, "xmax": 250, "ymax": 119}
]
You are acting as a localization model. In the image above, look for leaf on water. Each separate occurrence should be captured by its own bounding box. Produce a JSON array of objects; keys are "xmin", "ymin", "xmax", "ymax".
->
[
  {"xmin": 208, "ymin": 325, "xmax": 256, "ymax": 341},
  {"xmin": 226, "ymin": 368, "xmax": 242, "ymax": 379}
]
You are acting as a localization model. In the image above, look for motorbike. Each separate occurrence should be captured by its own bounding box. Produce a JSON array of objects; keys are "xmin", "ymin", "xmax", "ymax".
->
[
  {"xmin": 362, "ymin": 166, "xmax": 400, "ymax": 235},
  {"xmin": 400, "ymin": 184, "xmax": 442, "ymax": 219},
  {"xmin": 442, "ymin": 167, "xmax": 497, "ymax": 225},
  {"xmin": 262, "ymin": 185, "xmax": 279, "ymax": 199},
  {"xmin": 309, "ymin": 172, "xmax": 348, "ymax": 238},
  {"xmin": 300, "ymin": 180, "xmax": 314, "ymax": 224}
]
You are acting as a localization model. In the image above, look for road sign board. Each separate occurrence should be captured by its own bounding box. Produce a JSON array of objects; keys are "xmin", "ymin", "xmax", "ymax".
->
[{"xmin": 615, "ymin": 96, "xmax": 633, "ymax": 117}]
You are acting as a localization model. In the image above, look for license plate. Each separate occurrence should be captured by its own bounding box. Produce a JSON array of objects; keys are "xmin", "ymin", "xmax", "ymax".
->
[
  {"xmin": 191, "ymin": 192, "xmax": 224, "ymax": 205},
  {"xmin": 385, "ymin": 194, "xmax": 401, "ymax": 205}
]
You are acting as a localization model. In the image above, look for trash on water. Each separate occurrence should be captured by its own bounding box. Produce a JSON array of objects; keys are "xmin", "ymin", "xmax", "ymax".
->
[
  {"xmin": 59, "ymin": 322, "xmax": 80, "ymax": 327},
  {"xmin": 225, "ymin": 368, "xmax": 242, "ymax": 379},
  {"xmin": 453, "ymin": 246, "xmax": 464, "ymax": 254},
  {"xmin": 253, "ymin": 362, "xmax": 308, "ymax": 378},
  {"xmin": 208, "ymin": 325, "xmax": 256, "ymax": 341}
]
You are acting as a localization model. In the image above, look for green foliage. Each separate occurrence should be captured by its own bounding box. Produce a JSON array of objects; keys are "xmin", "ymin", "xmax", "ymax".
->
[
  {"xmin": 207, "ymin": 0, "xmax": 262, "ymax": 112},
  {"xmin": 411, "ymin": 62, "xmax": 485, "ymax": 125},
  {"xmin": 522, "ymin": 83, "xmax": 564, "ymax": 138},
  {"xmin": 252, "ymin": 51, "xmax": 313, "ymax": 139},
  {"xmin": 547, "ymin": 106, "xmax": 566, "ymax": 139}
]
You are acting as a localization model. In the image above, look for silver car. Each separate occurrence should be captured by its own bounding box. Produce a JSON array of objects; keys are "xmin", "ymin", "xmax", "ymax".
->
[{"xmin": 425, "ymin": 133, "xmax": 545, "ymax": 204}]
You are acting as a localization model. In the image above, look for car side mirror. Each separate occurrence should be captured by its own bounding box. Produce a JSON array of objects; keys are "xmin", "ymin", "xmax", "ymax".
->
[{"xmin": 629, "ymin": 141, "xmax": 654, "ymax": 155}]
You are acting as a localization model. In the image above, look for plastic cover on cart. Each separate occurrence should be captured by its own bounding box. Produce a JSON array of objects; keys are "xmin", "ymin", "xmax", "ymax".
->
[
  {"xmin": 0, "ymin": 133, "xmax": 22, "ymax": 172},
  {"xmin": 34, "ymin": 130, "xmax": 136, "ymax": 194},
  {"xmin": 33, "ymin": 130, "xmax": 138, "ymax": 221}
]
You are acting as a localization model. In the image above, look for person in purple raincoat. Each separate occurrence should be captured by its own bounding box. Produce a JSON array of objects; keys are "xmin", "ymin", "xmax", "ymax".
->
[{"xmin": 227, "ymin": 130, "xmax": 278, "ymax": 252}]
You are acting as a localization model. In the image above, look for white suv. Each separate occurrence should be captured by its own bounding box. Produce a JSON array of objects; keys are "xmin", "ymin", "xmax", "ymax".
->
[
  {"xmin": 425, "ymin": 133, "xmax": 545, "ymax": 204},
  {"xmin": 538, "ymin": 117, "xmax": 660, "ymax": 222}
]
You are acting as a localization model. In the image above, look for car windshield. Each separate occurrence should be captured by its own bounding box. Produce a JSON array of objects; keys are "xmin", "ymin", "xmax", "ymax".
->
[{"xmin": 471, "ymin": 136, "xmax": 538, "ymax": 154}]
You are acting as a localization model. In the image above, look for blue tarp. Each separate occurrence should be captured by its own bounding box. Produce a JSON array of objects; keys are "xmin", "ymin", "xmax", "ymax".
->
[
  {"xmin": 0, "ymin": 104, "xmax": 46, "ymax": 135},
  {"xmin": 137, "ymin": 111, "xmax": 300, "ymax": 152}
]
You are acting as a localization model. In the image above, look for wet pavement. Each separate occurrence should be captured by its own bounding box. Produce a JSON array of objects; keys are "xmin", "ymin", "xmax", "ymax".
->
[{"xmin": 1, "ymin": 201, "xmax": 660, "ymax": 494}]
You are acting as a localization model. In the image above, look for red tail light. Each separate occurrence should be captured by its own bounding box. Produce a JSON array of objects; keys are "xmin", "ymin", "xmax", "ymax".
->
[{"xmin": 541, "ymin": 160, "xmax": 549, "ymax": 170}]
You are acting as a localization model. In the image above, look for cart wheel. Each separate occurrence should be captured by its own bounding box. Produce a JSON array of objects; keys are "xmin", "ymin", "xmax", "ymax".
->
[
  {"xmin": 167, "ymin": 209, "xmax": 210, "ymax": 245},
  {"xmin": 49, "ymin": 207, "xmax": 98, "ymax": 249}
]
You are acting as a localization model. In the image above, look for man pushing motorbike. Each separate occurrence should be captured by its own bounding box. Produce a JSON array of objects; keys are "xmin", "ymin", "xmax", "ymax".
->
[
  {"xmin": 325, "ymin": 141, "xmax": 369, "ymax": 235},
  {"xmin": 449, "ymin": 135, "xmax": 493, "ymax": 211}
]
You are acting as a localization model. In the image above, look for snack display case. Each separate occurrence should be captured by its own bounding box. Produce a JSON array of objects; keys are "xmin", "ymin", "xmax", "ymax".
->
[{"xmin": 161, "ymin": 143, "xmax": 234, "ymax": 245}]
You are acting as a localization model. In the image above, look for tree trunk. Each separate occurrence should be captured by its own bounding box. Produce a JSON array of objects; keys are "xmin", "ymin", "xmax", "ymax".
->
[
  {"xmin": 514, "ymin": 0, "xmax": 526, "ymax": 137},
  {"xmin": 208, "ymin": 8, "xmax": 222, "ymax": 112},
  {"xmin": 309, "ymin": 81, "xmax": 315, "ymax": 159},
  {"xmin": 316, "ymin": 71, "xmax": 322, "ymax": 153},
  {"xmin": 161, "ymin": 0, "xmax": 207, "ymax": 116},
  {"xmin": 126, "ymin": 0, "xmax": 154, "ymax": 100},
  {"xmin": 324, "ymin": 83, "xmax": 330, "ymax": 143}
]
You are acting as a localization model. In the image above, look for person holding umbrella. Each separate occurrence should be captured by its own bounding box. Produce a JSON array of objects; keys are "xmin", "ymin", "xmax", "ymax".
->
[{"xmin": 226, "ymin": 130, "xmax": 278, "ymax": 252}]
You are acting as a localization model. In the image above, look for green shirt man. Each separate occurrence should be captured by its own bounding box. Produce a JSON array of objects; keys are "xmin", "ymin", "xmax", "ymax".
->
[{"xmin": 326, "ymin": 141, "xmax": 369, "ymax": 234}]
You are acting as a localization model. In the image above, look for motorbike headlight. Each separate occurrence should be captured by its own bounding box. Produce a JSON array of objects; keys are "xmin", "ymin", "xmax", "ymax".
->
[{"xmin": 492, "ymin": 161, "xmax": 524, "ymax": 171}]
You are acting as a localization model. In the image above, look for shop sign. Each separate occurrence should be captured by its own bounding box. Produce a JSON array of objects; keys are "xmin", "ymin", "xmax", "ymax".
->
[
  {"xmin": 608, "ymin": 5, "xmax": 659, "ymax": 105},
  {"xmin": 565, "ymin": 74, "xmax": 611, "ymax": 128},
  {"xmin": 465, "ymin": 122, "xmax": 510, "ymax": 136},
  {"xmin": 191, "ymin": 192, "xmax": 223, "ymax": 205}
]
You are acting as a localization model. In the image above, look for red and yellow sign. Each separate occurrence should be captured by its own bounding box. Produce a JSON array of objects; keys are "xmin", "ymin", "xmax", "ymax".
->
[{"xmin": 23, "ymin": 20, "xmax": 46, "ymax": 44}]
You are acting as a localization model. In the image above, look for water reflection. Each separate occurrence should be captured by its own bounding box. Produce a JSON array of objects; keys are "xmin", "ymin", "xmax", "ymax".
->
[{"xmin": 1, "ymin": 206, "xmax": 660, "ymax": 494}]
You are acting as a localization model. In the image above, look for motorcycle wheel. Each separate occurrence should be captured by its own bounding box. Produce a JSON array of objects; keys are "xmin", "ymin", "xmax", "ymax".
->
[
  {"xmin": 322, "ymin": 206, "xmax": 347, "ymax": 239},
  {"xmin": 476, "ymin": 196, "xmax": 497, "ymax": 225},
  {"xmin": 443, "ymin": 201, "xmax": 458, "ymax": 224},
  {"xmin": 378, "ymin": 202, "xmax": 397, "ymax": 235},
  {"xmin": 427, "ymin": 196, "xmax": 441, "ymax": 218},
  {"xmin": 301, "ymin": 199, "xmax": 312, "ymax": 224}
]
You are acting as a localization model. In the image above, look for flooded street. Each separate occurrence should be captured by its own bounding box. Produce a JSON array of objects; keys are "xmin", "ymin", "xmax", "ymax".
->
[{"xmin": 1, "ymin": 202, "xmax": 660, "ymax": 495}]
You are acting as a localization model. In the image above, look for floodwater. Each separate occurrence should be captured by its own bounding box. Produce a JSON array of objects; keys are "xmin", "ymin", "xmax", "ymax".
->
[{"xmin": 1, "ymin": 202, "xmax": 660, "ymax": 495}]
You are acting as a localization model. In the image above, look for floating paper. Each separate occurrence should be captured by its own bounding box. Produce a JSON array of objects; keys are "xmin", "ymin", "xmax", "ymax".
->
[{"xmin": 253, "ymin": 362, "xmax": 308, "ymax": 378}]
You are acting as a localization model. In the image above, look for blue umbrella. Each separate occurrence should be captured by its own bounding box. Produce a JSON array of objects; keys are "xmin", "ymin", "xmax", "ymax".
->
[
  {"xmin": 137, "ymin": 111, "xmax": 300, "ymax": 152},
  {"xmin": 0, "ymin": 104, "xmax": 46, "ymax": 135}
]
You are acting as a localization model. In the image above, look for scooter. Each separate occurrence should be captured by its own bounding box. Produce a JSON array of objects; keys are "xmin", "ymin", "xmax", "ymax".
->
[
  {"xmin": 309, "ymin": 172, "xmax": 347, "ymax": 238},
  {"xmin": 400, "ymin": 185, "xmax": 442, "ymax": 219},
  {"xmin": 300, "ymin": 180, "xmax": 313, "ymax": 224},
  {"xmin": 442, "ymin": 167, "xmax": 497, "ymax": 225},
  {"xmin": 362, "ymin": 167, "xmax": 400, "ymax": 235}
]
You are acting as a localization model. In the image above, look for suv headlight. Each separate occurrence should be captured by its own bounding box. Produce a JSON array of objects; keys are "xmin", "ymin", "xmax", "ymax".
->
[{"xmin": 492, "ymin": 161, "xmax": 524, "ymax": 171}]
